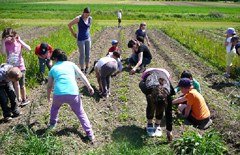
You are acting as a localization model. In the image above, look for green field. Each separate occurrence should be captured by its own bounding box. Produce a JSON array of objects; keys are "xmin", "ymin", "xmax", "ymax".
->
[{"xmin": 0, "ymin": 0, "xmax": 240, "ymax": 154}]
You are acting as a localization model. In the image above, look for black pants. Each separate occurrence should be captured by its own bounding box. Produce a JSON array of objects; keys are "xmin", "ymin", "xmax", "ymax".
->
[
  {"xmin": 139, "ymin": 80, "xmax": 173, "ymax": 131},
  {"xmin": 0, "ymin": 83, "xmax": 19, "ymax": 118}
]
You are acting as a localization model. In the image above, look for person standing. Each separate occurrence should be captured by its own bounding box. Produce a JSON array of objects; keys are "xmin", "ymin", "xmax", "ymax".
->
[
  {"xmin": 35, "ymin": 42, "xmax": 53, "ymax": 84},
  {"xmin": 47, "ymin": 49, "xmax": 95, "ymax": 142},
  {"xmin": 68, "ymin": 7, "xmax": 92, "ymax": 74},
  {"xmin": 135, "ymin": 22, "xmax": 150, "ymax": 46},
  {"xmin": 117, "ymin": 9, "xmax": 122, "ymax": 28},
  {"xmin": 1, "ymin": 28, "xmax": 31, "ymax": 106},
  {"xmin": 224, "ymin": 28, "xmax": 236, "ymax": 78}
]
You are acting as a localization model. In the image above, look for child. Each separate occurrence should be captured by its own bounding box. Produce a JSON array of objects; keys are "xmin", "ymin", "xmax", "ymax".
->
[
  {"xmin": 1, "ymin": 28, "xmax": 31, "ymax": 106},
  {"xmin": 117, "ymin": 9, "xmax": 122, "ymax": 28},
  {"xmin": 224, "ymin": 28, "xmax": 237, "ymax": 78},
  {"xmin": 94, "ymin": 53, "xmax": 119, "ymax": 97},
  {"xmin": 135, "ymin": 22, "xmax": 150, "ymax": 46},
  {"xmin": 173, "ymin": 78, "xmax": 212, "ymax": 129},
  {"xmin": 127, "ymin": 39, "xmax": 152, "ymax": 74},
  {"xmin": 107, "ymin": 51, "xmax": 122, "ymax": 76},
  {"xmin": 139, "ymin": 68, "xmax": 175, "ymax": 141},
  {"xmin": 106, "ymin": 40, "xmax": 120, "ymax": 56},
  {"xmin": 35, "ymin": 42, "xmax": 53, "ymax": 84},
  {"xmin": 47, "ymin": 49, "xmax": 95, "ymax": 142},
  {"xmin": 0, "ymin": 63, "xmax": 22, "ymax": 122},
  {"xmin": 231, "ymin": 36, "xmax": 240, "ymax": 86},
  {"xmin": 175, "ymin": 70, "xmax": 201, "ymax": 93}
]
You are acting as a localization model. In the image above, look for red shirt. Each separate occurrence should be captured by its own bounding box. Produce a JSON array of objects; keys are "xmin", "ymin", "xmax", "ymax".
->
[
  {"xmin": 35, "ymin": 44, "xmax": 53, "ymax": 58},
  {"xmin": 107, "ymin": 46, "xmax": 120, "ymax": 55}
]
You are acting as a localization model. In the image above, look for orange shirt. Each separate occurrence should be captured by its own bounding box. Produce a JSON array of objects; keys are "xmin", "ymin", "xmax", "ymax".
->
[{"xmin": 185, "ymin": 89, "xmax": 210, "ymax": 120}]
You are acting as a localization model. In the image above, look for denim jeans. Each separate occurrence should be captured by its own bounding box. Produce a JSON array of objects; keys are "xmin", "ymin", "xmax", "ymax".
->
[
  {"xmin": 128, "ymin": 53, "xmax": 151, "ymax": 67},
  {"xmin": 0, "ymin": 82, "xmax": 19, "ymax": 118},
  {"xmin": 39, "ymin": 58, "xmax": 51, "ymax": 74}
]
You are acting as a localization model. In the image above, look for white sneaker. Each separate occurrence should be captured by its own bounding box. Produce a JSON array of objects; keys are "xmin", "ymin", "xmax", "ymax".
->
[
  {"xmin": 154, "ymin": 126, "xmax": 162, "ymax": 137},
  {"xmin": 146, "ymin": 126, "xmax": 155, "ymax": 136}
]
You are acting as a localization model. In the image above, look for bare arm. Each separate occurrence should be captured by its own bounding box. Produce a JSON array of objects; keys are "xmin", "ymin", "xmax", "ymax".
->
[
  {"xmin": 172, "ymin": 96, "xmax": 187, "ymax": 104},
  {"xmin": 47, "ymin": 76, "xmax": 54, "ymax": 102},
  {"xmin": 17, "ymin": 36, "xmax": 31, "ymax": 51},
  {"xmin": 68, "ymin": 17, "xmax": 79, "ymax": 38},
  {"xmin": 13, "ymin": 81, "xmax": 21, "ymax": 101},
  {"xmin": 130, "ymin": 52, "xmax": 143, "ymax": 74},
  {"xmin": 145, "ymin": 35, "xmax": 150, "ymax": 46},
  {"xmin": 1, "ymin": 39, "xmax": 6, "ymax": 55},
  {"xmin": 74, "ymin": 64, "xmax": 94, "ymax": 95}
]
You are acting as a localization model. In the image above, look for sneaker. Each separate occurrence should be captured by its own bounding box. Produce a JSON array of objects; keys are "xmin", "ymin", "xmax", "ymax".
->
[
  {"xmin": 21, "ymin": 99, "xmax": 30, "ymax": 106},
  {"xmin": 146, "ymin": 126, "xmax": 155, "ymax": 137},
  {"xmin": 4, "ymin": 117, "xmax": 12, "ymax": 122},
  {"xmin": 47, "ymin": 124, "xmax": 56, "ymax": 130},
  {"xmin": 167, "ymin": 131, "xmax": 173, "ymax": 142},
  {"xmin": 12, "ymin": 111, "xmax": 22, "ymax": 117},
  {"xmin": 154, "ymin": 126, "xmax": 162, "ymax": 137},
  {"xmin": 88, "ymin": 135, "xmax": 95, "ymax": 144},
  {"xmin": 223, "ymin": 73, "xmax": 230, "ymax": 78}
]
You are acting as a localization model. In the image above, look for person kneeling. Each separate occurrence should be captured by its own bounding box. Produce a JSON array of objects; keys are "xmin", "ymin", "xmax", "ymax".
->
[{"xmin": 173, "ymin": 78, "xmax": 212, "ymax": 130}]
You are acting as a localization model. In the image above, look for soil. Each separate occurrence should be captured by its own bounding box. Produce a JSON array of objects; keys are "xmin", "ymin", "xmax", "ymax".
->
[{"xmin": 0, "ymin": 25, "xmax": 239, "ymax": 154}]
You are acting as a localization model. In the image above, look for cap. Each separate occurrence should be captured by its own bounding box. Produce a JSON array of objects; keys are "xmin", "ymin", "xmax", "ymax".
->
[
  {"xmin": 83, "ymin": 7, "xmax": 90, "ymax": 13},
  {"xmin": 140, "ymin": 22, "xmax": 146, "ymax": 26},
  {"xmin": 112, "ymin": 40, "xmax": 118, "ymax": 45},
  {"xmin": 40, "ymin": 43, "xmax": 49, "ymax": 55},
  {"xmin": 226, "ymin": 28, "xmax": 236, "ymax": 35},
  {"xmin": 177, "ymin": 78, "xmax": 192, "ymax": 87}
]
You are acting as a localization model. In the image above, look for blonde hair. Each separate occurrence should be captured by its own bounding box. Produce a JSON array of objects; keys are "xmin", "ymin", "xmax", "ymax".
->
[{"xmin": 7, "ymin": 67, "xmax": 22, "ymax": 81}]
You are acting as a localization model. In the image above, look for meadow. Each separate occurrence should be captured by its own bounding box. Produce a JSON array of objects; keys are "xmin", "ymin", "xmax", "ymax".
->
[{"xmin": 0, "ymin": 0, "xmax": 240, "ymax": 154}]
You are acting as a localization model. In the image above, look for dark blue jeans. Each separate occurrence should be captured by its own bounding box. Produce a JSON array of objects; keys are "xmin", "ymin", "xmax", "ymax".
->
[
  {"xmin": 39, "ymin": 58, "xmax": 51, "ymax": 74},
  {"xmin": 0, "ymin": 83, "xmax": 19, "ymax": 118},
  {"xmin": 128, "ymin": 54, "xmax": 151, "ymax": 67}
]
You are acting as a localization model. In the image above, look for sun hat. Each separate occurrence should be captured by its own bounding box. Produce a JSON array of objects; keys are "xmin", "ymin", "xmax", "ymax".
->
[
  {"xmin": 177, "ymin": 78, "xmax": 192, "ymax": 87},
  {"xmin": 40, "ymin": 43, "xmax": 49, "ymax": 55},
  {"xmin": 112, "ymin": 40, "xmax": 118, "ymax": 45},
  {"xmin": 226, "ymin": 28, "xmax": 236, "ymax": 35}
]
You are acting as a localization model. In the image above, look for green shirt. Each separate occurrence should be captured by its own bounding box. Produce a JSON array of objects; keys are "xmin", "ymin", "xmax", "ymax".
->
[{"xmin": 175, "ymin": 78, "xmax": 201, "ymax": 93}]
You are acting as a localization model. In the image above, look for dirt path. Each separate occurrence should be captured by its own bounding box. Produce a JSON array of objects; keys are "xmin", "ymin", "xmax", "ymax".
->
[{"xmin": 0, "ymin": 25, "xmax": 239, "ymax": 154}]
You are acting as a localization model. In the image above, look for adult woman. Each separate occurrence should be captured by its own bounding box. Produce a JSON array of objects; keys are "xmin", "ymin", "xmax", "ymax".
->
[
  {"xmin": 47, "ymin": 49, "xmax": 95, "ymax": 142},
  {"xmin": 127, "ymin": 39, "xmax": 152, "ymax": 74},
  {"xmin": 68, "ymin": 7, "xmax": 92, "ymax": 74}
]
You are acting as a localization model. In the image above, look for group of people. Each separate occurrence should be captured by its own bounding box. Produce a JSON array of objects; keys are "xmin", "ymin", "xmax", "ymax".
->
[{"xmin": 1, "ymin": 7, "xmax": 238, "ymax": 144}]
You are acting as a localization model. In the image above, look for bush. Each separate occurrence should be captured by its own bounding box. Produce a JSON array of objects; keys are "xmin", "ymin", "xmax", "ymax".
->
[{"xmin": 173, "ymin": 130, "xmax": 228, "ymax": 155}]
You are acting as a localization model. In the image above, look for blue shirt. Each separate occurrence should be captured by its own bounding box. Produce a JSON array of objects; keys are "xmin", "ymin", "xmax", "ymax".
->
[
  {"xmin": 49, "ymin": 61, "xmax": 79, "ymax": 95},
  {"xmin": 77, "ymin": 16, "xmax": 92, "ymax": 41}
]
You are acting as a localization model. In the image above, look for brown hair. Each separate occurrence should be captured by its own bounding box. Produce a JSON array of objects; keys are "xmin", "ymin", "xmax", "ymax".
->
[
  {"xmin": 2, "ymin": 28, "xmax": 17, "ymax": 39},
  {"xmin": 7, "ymin": 67, "xmax": 22, "ymax": 81}
]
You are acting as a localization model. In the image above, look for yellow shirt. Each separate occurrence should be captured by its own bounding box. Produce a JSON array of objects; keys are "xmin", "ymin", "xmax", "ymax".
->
[{"xmin": 185, "ymin": 89, "xmax": 210, "ymax": 120}]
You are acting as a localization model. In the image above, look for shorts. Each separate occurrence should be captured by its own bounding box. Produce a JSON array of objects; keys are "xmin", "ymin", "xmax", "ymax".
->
[
  {"xmin": 118, "ymin": 18, "xmax": 121, "ymax": 23},
  {"xmin": 19, "ymin": 70, "xmax": 26, "ymax": 88},
  {"xmin": 226, "ymin": 49, "xmax": 236, "ymax": 66}
]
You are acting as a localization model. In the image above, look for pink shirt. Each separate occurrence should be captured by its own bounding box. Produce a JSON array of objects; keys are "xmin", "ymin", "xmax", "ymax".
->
[{"xmin": 5, "ymin": 41, "xmax": 25, "ymax": 71}]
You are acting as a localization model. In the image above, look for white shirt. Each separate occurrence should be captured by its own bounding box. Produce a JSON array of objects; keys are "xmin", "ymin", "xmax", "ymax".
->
[
  {"xmin": 117, "ymin": 11, "xmax": 122, "ymax": 19},
  {"xmin": 226, "ymin": 37, "xmax": 232, "ymax": 53},
  {"xmin": 95, "ymin": 57, "xmax": 117, "ymax": 70}
]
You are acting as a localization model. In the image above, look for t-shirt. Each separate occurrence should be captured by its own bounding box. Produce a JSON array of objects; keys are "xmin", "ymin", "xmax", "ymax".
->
[
  {"xmin": 185, "ymin": 89, "xmax": 210, "ymax": 120},
  {"xmin": 226, "ymin": 37, "xmax": 232, "ymax": 53},
  {"xmin": 136, "ymin": 44, "xmax": 152, "ymax": 60},
  {"xmin": 107, "ymin": 53, "xmax": 122, "ymax": 71},
  {"xmin": 117, "ymin": 11, "xmax": 122, "ymax": 19},
  {"xmin": 142, "ymin": 68, "xmax": 170, "ymax": 80},
  {"xmin": 175, "ymin": 78, "xmax": 201, "ymax": 93},
  {"xmin": 5, "ymin": 41, "xmax": 25, "ymax": 71},
  {"xmin": 95, "ymin": 57, "xmax": 117, "ymax": 70},
  {"xmin": 77, "ymin": 16, "xmax": 92, "ymax": 41},
  {"xmin": 135, "ymin": 29, "xmax": 146, "ymax": 38},
  {"xmin": 48, "ymin": 61, "xmax": 79, "ymax": 95},
  {"xmin": 108, "ymin": 46, "xmax": 120, "ymax": 53},
  {"xmin": 35, "ymin": 44, "xmax": 53, "ymax": 58},
  {"xmin": 0, "ymin": 64, "xmax": 12, "ymax": 85}
]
